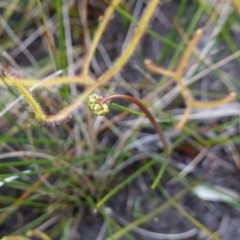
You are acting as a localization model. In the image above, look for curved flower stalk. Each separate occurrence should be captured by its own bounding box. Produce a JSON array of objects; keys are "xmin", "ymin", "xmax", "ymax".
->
[
  {"xmin": 88, "ymin": 93, "xmax": 170, "ymax": 189},
  {"xmin": 88, "ymin": 94, "xmax": 169, "ymax": 158}
]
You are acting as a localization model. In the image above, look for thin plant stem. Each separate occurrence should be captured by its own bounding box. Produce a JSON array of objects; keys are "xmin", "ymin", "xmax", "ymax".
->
[
  {"xmin": 100, "ymin": 94, "xmax": 169, "ymax": 158},
  {"xmin": 81, "ymin": 0, "xmax": 122, "ymax": 76},
  {"xmin": 36, "ymin": 0, "xmax": 58, "ymax": 70}
]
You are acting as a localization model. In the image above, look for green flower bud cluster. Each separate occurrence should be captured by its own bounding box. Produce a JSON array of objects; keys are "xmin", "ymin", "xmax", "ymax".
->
[{"xmin": 88, "ymin": 94, "xmax": 109, "ymax": 116}]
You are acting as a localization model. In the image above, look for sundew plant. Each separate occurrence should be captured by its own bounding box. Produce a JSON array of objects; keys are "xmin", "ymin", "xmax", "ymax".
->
[{"xmin": 0, "ymin": 0, "xmax": 240, "ymax": 239}]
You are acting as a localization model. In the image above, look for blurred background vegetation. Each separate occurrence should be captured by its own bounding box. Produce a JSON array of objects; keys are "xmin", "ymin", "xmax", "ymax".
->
[{"xmin": 0, "ymin": 0, "xmax": 240, "ymax": 239}]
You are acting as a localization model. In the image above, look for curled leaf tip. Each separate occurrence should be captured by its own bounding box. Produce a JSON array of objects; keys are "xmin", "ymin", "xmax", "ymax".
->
[{"xmin": 88, "ymin": 94, "xmax": 109, "ymax": 116}]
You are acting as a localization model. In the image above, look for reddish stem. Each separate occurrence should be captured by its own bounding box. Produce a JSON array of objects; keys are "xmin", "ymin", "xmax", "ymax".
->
[{"xmin": 100, "ymin": 94, "xmax": 169, "ymax": 158}]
